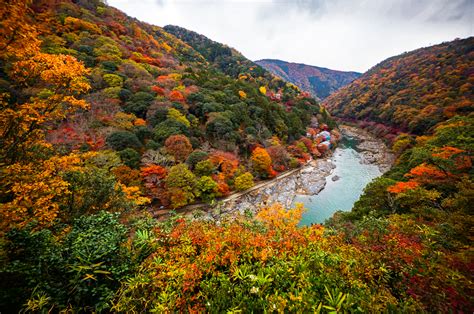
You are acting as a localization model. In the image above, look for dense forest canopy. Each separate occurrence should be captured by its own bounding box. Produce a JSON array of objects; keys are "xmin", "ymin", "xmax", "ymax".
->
[
  {"xmin": 324, "ymin": 37, "xmax": 474, "ymax": 135},
  {"xmin": 1, "ymin": 0, "xmax": 335, "ymax": 212},
  {"xmin": 0, "ymin": 0, "xmax": 472, "ymax": 312}
]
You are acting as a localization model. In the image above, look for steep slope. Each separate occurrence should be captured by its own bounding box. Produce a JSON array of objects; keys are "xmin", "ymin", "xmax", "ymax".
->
[
  {"xmin": 1, "ymin": 0, "xmax": 338, "ymax": 310},
  {"xmin": 324, "ymin": 37, "xmax": 474, "ymax": 134},
  {"xmin": 255, "ymin": 59, "xmax": 361, "ymax": 100},
  {"xmin": 1, "ymin": 1, "xmax": 472, "ymax": 313},
  {"xmin": 2, "ymin": 0, "xmax": 336, "ymax": 210},
  {"xmin": 164, "ymin": 25, "xmax": 269, "ymax": 80},
  {"xmin": 325, "ymin": 39, "xmax": 474, "ymax": 313}
]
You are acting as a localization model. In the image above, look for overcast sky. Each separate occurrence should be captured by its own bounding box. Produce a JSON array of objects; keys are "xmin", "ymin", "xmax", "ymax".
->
[{"xmin": 108, "ymin": 0, "xmax": 473, "ymax": 72}]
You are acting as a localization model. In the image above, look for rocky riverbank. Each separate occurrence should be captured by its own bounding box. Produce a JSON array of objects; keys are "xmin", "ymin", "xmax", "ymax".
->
[
  {"xmin": 176, "ymin": 125, "xmax": 394, "ymax": 222},
  {"xmin": 339, "ymin": 125, "xmax": 395, "ymax": 173},
  {"xmin": 187, "ymin": 158, "xmax": 335, "ymax": 221}
]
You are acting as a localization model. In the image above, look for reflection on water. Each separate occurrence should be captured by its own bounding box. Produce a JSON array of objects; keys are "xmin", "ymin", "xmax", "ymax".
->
[{"xmin": 295, "ymin": 137, "xmax": 382, "ymax": 225}]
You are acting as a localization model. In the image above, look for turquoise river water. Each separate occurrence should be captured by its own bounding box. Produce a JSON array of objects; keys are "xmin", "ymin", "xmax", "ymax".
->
[{"xmin": 295, "ymin": 137, "xmax": 382, "ymax": 225}]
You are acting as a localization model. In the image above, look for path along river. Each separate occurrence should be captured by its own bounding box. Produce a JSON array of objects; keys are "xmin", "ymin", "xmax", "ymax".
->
[{"xmin": 154, "ymin": 126, "xmax": 393, "ymax": 224}]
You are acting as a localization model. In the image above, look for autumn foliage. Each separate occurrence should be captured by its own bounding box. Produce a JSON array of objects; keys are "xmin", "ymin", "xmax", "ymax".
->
[
  {"xmin": 325, "ymin": 37, "xmax": 474, "ymax": 135},
  {"xmin": 250, "ymin": 147, "xmax": 274, "ymax": 178},
  {"xmin": 1, "ymin": 0, "xmax": 472, "ymax": 313},
  {"xmin": 164, "ymin": 134, "xmax": 193, "ymax": 162},
  {"xmin": 387, "ymin": 181, "xmax": 420, "ymax": 194},
  {"xmin": 208, "ymin": 151, "xmax": 239, "ymax": 179}
]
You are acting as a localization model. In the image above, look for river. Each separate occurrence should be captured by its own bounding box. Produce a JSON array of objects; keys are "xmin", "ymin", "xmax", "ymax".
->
[
  {"xmin": 295, "ymin": 135, "xmax": 382, "ymax": 225},
  {"xmin": 164, "ymin": 126, "xmax": 391, "ymax": 225}
]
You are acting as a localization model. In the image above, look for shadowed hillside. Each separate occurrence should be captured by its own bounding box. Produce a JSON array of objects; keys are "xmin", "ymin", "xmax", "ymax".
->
[{"xmin": 256, "ymin": 59, "xmax": 361, "ymax": 100}]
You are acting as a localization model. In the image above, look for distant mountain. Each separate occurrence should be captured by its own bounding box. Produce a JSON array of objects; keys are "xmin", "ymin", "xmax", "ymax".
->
[
  {"xmin": 255, "ymin": 59, "xmax": 361, "ymax": 100},
  {"xmin": 324, "ymin": 37, "xmax": 474, "ymax": 135}
]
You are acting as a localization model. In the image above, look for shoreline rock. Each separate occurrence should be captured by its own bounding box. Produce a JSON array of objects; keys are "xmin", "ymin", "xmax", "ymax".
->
[
  {"xmin": 213, "ymin": 158, "xmax": 336, "ymax": 219},
  {"xmin": 339, "ymin": 125, "xmax": 394, "ymax": 173},
  {"xmin": 177, "ymin": 125, "xmax": 394, "ymax": 222}
]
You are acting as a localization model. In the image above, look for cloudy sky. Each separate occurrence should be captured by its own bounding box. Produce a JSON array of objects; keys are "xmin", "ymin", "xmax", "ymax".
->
[{"xmin": 108, "ymin": 0, "xmax": 473, "ymax": 72}]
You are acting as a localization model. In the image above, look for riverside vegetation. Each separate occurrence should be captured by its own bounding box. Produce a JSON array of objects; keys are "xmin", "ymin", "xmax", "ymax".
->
[{"xmin": 0, "ymin": 0, "xmax": 472, "ymax": 312}]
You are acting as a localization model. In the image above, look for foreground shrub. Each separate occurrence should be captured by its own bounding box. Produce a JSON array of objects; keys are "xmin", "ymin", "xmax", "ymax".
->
[{"xmin": 112, "ymin": 204, "xmax": 471, "ymax": 313}]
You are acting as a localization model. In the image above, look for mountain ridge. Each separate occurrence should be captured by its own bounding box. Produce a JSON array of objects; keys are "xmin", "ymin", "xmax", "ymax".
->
[
  {"xmin": 255, "ymin": 58, "xmax": 361, "ymax": 100},
  {"xmin": 0, "ymin": 1, "xmax": 472, "ymax": 312},
  {"xmin": 256, "ymin": 58, "xmax": 361, "ymax": 75},
  {"xmin": 324, "ymin": 37, "xmax": 473, "ymax": 135}
]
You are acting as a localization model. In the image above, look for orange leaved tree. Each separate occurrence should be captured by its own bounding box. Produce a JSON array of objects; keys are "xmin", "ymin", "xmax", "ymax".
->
[
  {"xmin": 164, "ymin": 134, "xmax": 193, "ymax": 162},
  {"xmin": 251, "ymin": 147, "xmax": 274, "ymax": 178},
  {"xmin": 0, "ymin": 1, "xmax": 91, "ymax": 231}
]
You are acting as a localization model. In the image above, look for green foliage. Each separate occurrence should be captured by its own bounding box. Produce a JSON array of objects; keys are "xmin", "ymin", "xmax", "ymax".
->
[
  {"xmin": 194, "ymin": 159, "xmax": 215, "ymax": 177},
  {"xmin": 205, "ymin": 114, "xmax": 236, "ymax": 141},
  {"xmin": 93, "ymin": 36, "xmax": 122, "ymax": 60},
  {"xmin": 60, "ymin": 212, "xmax": 130, "ymax": 310},
  {"xmin": 124, "ymin": 92, "xmax": 155, "ymax": 118},
  {"xmin": 118, "ymin": 148, "xmax": 140, "ymax": 169},
  {"xmin": 153, "ymin": 119, "xmax": 189, "ymax": 143},
  {"xmin": 392, "ymin": 133, "xmax": 414, "ymax": 155},
  {"xmin": 63, "ymin": 168, "xmax": 131, "ymax": 218},
  {"xmin": 195, "ymin": 176, "xmax": 219, "ymax": 203},
  {"xmin": 167, "ymin": 108, "xmax": 190, "ymax": 127},
  {"xmin": 186, "ymin": 150, "xmax": 208, "ymax": 169},
  {"xmin": 149, "ymin": 107, "xmax": 169, "ymax": 127},
  {"xmin": 87, "ymin": 150, "xmax": 122, "ymax": 169},
  {"xmin": 107, "ymin": 131, "xmax": 142, "ymax": 151},
  {"xmin": 234, "ymin": 172, "xmax": 254, "ymax": 191},
  {"xmin": 1, "ymin": 212, "xmax": 137, "ymax": 312},
  {"xmin": 428, "ymin": 115, "xmax": 474, "ymax": 150},
  {"xmin": 165, "ymin": 164, "xmax": 197, "ymax": 208},
  {"xmin": 133, "ymin": 125, "xmax": 153, "ymax": 143},
  {"xmin": 103, "ymin": 73, "xmax": 123, "ymax": 87},
  {"xmin": 102, "ymin": 86, "xmax": 121, "ymax": 98}
]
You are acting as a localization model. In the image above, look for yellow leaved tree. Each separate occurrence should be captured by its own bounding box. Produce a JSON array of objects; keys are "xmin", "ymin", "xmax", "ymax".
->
[{"xmin": 0, "ymin": 0, "xmax": 93, "ymax": 231}]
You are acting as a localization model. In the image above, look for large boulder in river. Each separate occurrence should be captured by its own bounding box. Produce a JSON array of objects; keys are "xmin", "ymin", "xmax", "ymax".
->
[{"xmin": 298, "ymin": 160, "xmax": 334, "ymax": 195}]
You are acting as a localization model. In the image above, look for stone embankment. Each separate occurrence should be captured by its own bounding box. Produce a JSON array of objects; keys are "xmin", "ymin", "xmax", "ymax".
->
[
  {"xmin": 156, "ymin": 125, "xmax": 394, "ymax": 221},
  {"xmin": 202, "ymin": 159, "xmax": 336, "ymax": 219}
]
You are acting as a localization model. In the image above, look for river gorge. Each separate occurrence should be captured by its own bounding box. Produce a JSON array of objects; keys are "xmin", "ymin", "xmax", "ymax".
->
[
  {"xmin": 296, "ymin": 132, "xmax": 384, "ymax": 225},
  {"xmin": 181, "ymin": 125, "xmax": 394, "ymax": 224}
]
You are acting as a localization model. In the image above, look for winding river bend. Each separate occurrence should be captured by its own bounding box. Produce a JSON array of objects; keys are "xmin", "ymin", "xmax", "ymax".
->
[
  {"xmin": 295, "ymin": 134, "xmax": 384, "ymax": 225},
  {"xmin": 157, "ymin": 126, "xmax": 393, "ymax": 225}
]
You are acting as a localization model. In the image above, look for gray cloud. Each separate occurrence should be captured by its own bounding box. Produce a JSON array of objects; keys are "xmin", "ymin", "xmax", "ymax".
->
[
  {"xmin": 109, "ymin": 0, "xmax": 473, "ymax": 72},
  {"xmin": 274, "ymin": 0, "xmax": 472, "ymax": 21},
  {"xmin": 265, "ymin": 0, "xmax": 473, "ymax": 23}
]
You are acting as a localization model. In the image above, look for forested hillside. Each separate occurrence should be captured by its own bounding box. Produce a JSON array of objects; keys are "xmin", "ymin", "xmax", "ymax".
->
[
  {"xmin": 256, "ymin": 59, "xmax": 361, "ymax": 100},
  {"xmin": 1, "ymin": 0, "xmax": 334, "ymax": 212},
  {"xmin": 0, "ymin": 0, "xmax": 334, "ymax": 310},
  {"xmin": 0, "ymin": 0, "xmax": 472, "ymax": 312},
  {"xmin": 324, "ymin": 38, "xmax": 474, "ymax": 134}
]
